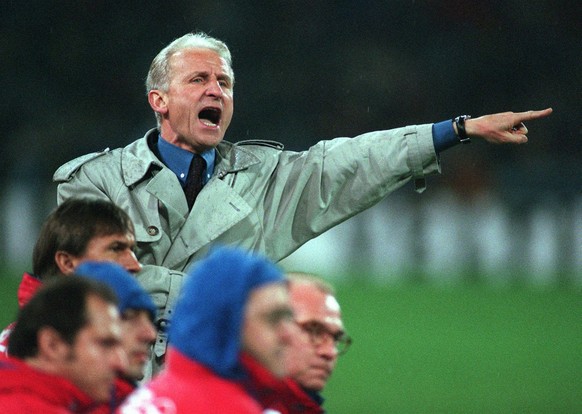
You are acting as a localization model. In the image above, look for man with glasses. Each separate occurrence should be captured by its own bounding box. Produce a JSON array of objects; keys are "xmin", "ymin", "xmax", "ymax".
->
[
  {"xmin": 242, "ymin": 272, "xmax": 351, "ymax": 413},
  {"xmin": 285, "ymin": 273, "xmax": 351, "ymax": 411}
]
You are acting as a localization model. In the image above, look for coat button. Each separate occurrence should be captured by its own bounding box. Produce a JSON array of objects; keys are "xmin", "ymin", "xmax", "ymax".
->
[{"xmin": 147, "ymin": 226, "xmax": 159, "ymax": 236}]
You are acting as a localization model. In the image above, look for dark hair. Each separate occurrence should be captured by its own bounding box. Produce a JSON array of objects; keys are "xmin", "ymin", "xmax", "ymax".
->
[
  {"xmin": 32, "ymin": 198, "xmax": 134, "ymax": 279},
  {"xmin": 8, "ymin": 276, "xmax": 118, "ymax": 358}
]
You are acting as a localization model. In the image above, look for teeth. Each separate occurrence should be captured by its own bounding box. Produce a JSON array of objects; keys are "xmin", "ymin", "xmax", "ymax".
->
[{"xmin": 201, "ymin": 120, "xmax": 217, "ymax": 127}]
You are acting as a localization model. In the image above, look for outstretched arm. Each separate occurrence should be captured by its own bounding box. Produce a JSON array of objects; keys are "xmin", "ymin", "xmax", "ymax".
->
[{"xmin": 459, "ymin": 108, "xmax": 553, "ymax": 144}]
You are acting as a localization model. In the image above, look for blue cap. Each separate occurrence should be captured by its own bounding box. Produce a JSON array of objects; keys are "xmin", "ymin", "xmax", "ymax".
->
[
  {"xmin": 75, "ymin": 261, "xmax": 156, "ymax": 321},
  {"xmin": 170, "ymin": 246, "xmax": 284, "ymax": 379}
]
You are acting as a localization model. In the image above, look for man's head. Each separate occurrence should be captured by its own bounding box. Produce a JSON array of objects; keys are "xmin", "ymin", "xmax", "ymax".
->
[
  {"xmin": 75, "ymin": 261, "xmax": 157, "ymax": 382},
  {"xmin": 241, "ymin": 281, "xmax": 295, "ymax": 378},
  {"xmin": 146, "ymin": 32, "xmax": 234, "ymax": 154},
  {"xmin": 8, "ymin": 277, "xmax": 125, "ymax": 402},
  {"xmin": 285, "ymin": 272, "xmax": 351, "ymax": 392},
  {"xmin": 169, "ymin": 246, "xmax": 294, "ymax": 379},
  {"xmin": 33, "ymin": 198, "xmax": 141, "ymax": 278}
]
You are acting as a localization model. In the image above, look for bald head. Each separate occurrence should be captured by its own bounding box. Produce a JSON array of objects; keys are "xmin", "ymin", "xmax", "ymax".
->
[{"xmin": 285, "ymin": 272, "xmax": 349, "ymax": 392}]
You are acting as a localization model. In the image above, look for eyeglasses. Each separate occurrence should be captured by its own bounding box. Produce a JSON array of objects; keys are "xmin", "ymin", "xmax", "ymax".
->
[{"xmin": 295, "ymin": 320, "xmax": 352, "ymax": 355}]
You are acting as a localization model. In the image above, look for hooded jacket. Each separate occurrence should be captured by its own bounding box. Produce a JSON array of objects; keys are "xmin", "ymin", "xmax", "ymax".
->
[
  {"xmin": 118, "ymin": 246, "xmax": 286, "ymax": 414},
  {"xmin": 1, "ymin": 267, "xmax": 154, "ymax": 414},
  {"xmin": 0, "ymin": 355, "xmax": 97, "ymax": 413}
]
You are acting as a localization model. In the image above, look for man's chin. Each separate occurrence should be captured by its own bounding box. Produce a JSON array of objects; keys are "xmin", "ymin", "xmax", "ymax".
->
[
  {"xmin": 302, "ymin": 377, "xmax": 326, "ymax": 392},
  {"xmin": 123, "ymin": 367, "xmax": 145, "ymax": 382}
]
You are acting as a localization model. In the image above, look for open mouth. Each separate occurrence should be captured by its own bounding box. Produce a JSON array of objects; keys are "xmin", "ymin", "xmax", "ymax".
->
[{"xmin": 198, "ymin": 107, "xmax": 222, "ymax": 127}]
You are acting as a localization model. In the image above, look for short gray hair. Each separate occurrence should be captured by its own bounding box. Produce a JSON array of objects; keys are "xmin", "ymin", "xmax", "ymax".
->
[
  {"xmin": 146, "ymin": 32, "xmax": 234, "ymax": 126},
  {"xmin": 285, "ymin": 272, "xmax": 336, "ymax": 295}
]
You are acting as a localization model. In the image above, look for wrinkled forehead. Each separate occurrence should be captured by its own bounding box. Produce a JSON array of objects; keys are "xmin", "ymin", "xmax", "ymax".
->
[
  {"xmin": 169, "ymin": 48, "xmax": 234, "ymax": 78},
  {"xmin": 292, "ymin": 285, "xmax": 343, "ymax": 328}
]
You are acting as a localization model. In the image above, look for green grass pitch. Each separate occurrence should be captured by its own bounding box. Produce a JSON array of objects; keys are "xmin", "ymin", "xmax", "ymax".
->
[{"xmin": 1, "ymin": 272, "xmax": 580, "ymax": 413}]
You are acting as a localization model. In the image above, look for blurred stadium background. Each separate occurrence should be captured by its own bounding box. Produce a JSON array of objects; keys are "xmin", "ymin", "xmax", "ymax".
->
[{"xmin": 1, "ymin": 1, "xmax": 580, "ymax": 412}]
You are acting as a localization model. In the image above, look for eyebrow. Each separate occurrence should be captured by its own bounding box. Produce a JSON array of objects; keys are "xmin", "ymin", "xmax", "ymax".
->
[
  {"xmin": 99, "ymin": 336, "xmax": 121, "ymax": 348},
  {"xmin": 107, "ymin": 239, "xmax": 134, "ymax": 248},
  {"xmin": 189, "ymin": 70, "xmax": 233, "ymax": 85},
  {"xmin": 301, "ymin": 320, "xmax": 346, "ymax": 336},
  {"xmin": 264, "ymin": 307, "xmax": 294, "ymax": 324}
]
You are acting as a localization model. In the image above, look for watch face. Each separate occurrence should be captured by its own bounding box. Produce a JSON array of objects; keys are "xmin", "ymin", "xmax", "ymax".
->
[{"xmin": 455, "ymin": 115, "xmax": 471, "ymax": 143}]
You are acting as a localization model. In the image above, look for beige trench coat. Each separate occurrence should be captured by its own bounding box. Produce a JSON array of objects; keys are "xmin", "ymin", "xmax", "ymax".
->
[{"xmin": 54, "ymin": 125, "xmax": 439, "ymax": 376}]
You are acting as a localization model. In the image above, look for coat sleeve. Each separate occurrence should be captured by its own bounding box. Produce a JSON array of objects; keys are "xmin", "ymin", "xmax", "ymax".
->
[{"xmin": 255, "ymin": 123, "xmax": 439, "ymax": 260}]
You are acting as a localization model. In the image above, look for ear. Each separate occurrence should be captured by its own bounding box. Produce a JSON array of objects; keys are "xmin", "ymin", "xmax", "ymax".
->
[
  {"xmin": 54, "ymin": 251, "xmax": 78, "ymax": 275},
  {"xmin": 148, "ymin": 90, "xmax": 168, "ymax": 116},
  {"xmin": 37, "ymin": 327, "xmax": 69, "ymax": 361}
]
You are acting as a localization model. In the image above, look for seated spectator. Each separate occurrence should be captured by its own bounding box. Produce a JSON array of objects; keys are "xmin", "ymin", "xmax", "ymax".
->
[
  {"xmin": 0, "ymin": 277, "xmax": 126, "ymax": 413},
  {"xmin": 76, "ymin": 261, "xmax": 157, "ymax": 412},
  {"xmin": 118, "ymin": 246, "xmax": 294, "ymax": 413},
  {"xmin": 0, "ymin": 198, "xmax": 140, "ymax": 355},
  {"xmin": 0, "ymin": 197, "xmax": 183, "ymax": 379},
  {"xmin": 286, "ymin": 273, "xmax": 351, "ymax": 410},
  {"xmin": 242, "ymin": 272, "xmax": 351, "ymax": 413}
]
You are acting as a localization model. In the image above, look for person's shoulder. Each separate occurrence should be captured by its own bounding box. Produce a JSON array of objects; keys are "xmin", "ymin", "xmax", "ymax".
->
[
  {"xmin": 53, "ymin": 148, "xmax": 116, "ymax": 182},
  {"xmin": 217, "ymin": 139, "xmax": 284, "ymax": 170},
  {"xmin": 234, "ymin": 139, "xmax": 285, "ymax": 151},
  {"xmin": 233, "ymin": 139, "xmax": 285, "ymax": 163},
  {"xmin": 53, "ymin": 131, "xmax": 155, "ymax": 183}
]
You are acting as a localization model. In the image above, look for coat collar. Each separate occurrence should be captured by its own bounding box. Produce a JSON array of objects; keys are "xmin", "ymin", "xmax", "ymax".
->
[{"xmin": 120, "ymin": 129, "xmax": 261, "ymax": 187}]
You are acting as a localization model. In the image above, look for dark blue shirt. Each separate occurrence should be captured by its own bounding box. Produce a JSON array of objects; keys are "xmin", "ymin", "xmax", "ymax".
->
[
  {"xmin": 157, "ymin": 136, "xmax": 215, "ymax": 186},
  {"xmin": 432, "ymin": 119, "xmax": 458, "ymax": 153}
]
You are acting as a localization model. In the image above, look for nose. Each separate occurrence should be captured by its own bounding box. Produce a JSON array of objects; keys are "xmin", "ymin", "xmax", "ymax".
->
[
  {"xmin": 278, "ymin": 319, "xmax": 295, "ymax": 345},
  {"xmin": 317, "ymin": 335, "xmax": 339, "ymax": 360},
  {"xmin": 120, "ymin": 251, "xmax": 142, "ymax": 274},
  {"xmin": 205, "ymin": 78, "xmax": 224, "ymax": 98},
  {"xmin": 138, "ymin": 316, "xmax": 158, "ymax": 344},
  {"xmin": 112, "ymin": 346, "xmax": 128, "ymax": 373}
]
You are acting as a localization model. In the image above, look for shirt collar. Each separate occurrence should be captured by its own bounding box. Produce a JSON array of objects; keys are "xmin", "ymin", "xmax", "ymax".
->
[{"xmin": 157, "ymin": 135, "xmax": 215, "ymax": 185}]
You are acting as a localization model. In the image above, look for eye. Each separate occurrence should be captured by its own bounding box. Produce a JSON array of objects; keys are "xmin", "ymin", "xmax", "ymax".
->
[
  {"xmin": 121, "ymin": 309, "xmax": 139, "ymax": 321},
  {"xmin": 265, "ymin": 308, "xmax": 294, "ymax": 326},
  {"xmin": 303, "ymin": 322, "xmax": 325, "ymax": 336},
  {"xmin": 110, "ymin": 243, "xmax": 125, "ymax": 252}
]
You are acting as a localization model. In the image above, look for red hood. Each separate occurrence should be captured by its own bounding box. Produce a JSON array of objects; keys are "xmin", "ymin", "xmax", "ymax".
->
[
  {"xmin": 0, "ymin": 355, "xmax": 96, "ymax": 412},
  {"xmin": 17, "ymin": 272, "xmax": 43, "ymax": 308}
]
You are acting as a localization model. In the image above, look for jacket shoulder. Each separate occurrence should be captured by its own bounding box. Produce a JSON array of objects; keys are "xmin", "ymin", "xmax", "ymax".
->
[
  {"xmin": 53, "ymin": 149, "xmax": 111, "ymax": 182},
  {"xmin": 234, "ymin": 139, "xmax": 284, "ymax": 150}
]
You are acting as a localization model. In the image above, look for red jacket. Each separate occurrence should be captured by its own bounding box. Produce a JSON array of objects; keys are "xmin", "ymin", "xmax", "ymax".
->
[
  {"xmin": 241, "ymin": 353, "xmax": 324, "ymax": 414},
  {"xmin": 0, "ymin": 355, "xmax": 97, "ymax": 413},
  {"xmin": 1, "ymin": 273, "xmax": 135, "ymax": 414},
  {"xmin": 89, "ymin": 378, "xmax": 135, "ymax": 414},
  {"xmin": 117, "ymin": 347, "xmax": 263, "ymax": 414},
  {"xmin": 0, "ymin": 272, "xmax": 43, "ymax": 356}
]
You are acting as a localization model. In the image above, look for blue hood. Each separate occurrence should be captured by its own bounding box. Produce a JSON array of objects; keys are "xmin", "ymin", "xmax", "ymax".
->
[
  {"xmin": 75, "ymin": 261, "xmax": 156, "ymax": 321},
  {"xmin": 169, "ymin": 246, "xmax": 284, "ymax": 379}
]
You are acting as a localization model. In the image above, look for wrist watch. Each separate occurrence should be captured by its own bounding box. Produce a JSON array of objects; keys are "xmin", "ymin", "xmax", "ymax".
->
[{"xmin": 454, "ymin": 115, "xmax": 471, "ymax": 144}]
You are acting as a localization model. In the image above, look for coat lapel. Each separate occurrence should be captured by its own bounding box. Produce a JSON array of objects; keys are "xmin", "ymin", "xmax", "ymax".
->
[
  {"xmin": 162, "ymin": 178, "xmax": 252, "ymax": 269},
  {"xmin": 146, "ymin": 169, "xmax": 188, "ymax": 239}
]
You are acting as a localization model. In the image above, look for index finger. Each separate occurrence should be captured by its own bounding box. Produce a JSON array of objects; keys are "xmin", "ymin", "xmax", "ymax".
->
[{"xmin": 516, "ymin": 108, "xmax": 553, "ymax": 121}]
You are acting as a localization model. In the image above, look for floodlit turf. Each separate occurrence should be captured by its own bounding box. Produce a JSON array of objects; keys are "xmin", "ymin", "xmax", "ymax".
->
[
  {"xmin": 324, "ymin": 282, "xmax": 582, "ymax": 413},
  {"xmin": 0, "ymin": 272, "xmax": 20, "ymax": 329},
  {"xmin": 1, "ymin": 272, "xmax": 580, "ymax": 412}
]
